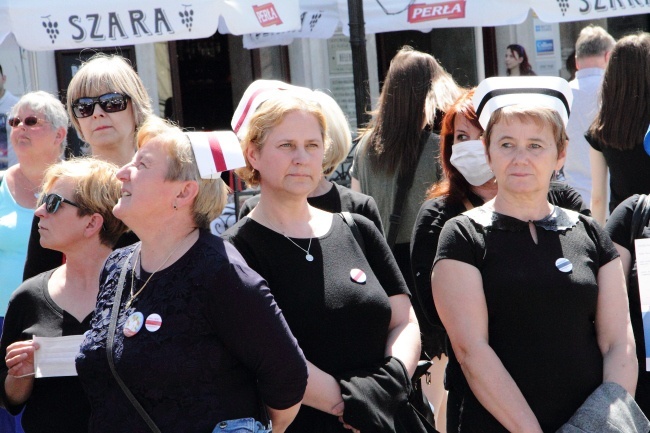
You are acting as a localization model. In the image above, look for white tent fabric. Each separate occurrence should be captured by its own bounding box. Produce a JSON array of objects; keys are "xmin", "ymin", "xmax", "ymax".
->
[
  {"xmin": 242, "ymin": 0, "xmax": 650, "ymax": 49},
  {"xmin": 0, "ymin": 0, "xmax": 301, "ymax": 51}
]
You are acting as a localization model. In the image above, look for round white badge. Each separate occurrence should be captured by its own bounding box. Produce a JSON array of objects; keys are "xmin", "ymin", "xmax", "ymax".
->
[
  {"xmin": 145, "ymin": 313, "xmax": 162, "ymax": 332},
  {"xmin": 350, "ymin": 268, "xmax": 367, "ymax": 284},
  {"xmin": 555, "ymin": 258, "xmax": 573, "ymax": 273},
  {"xmin": 123, "ymin": 312, "xmax": 144, "ymax": 337}
]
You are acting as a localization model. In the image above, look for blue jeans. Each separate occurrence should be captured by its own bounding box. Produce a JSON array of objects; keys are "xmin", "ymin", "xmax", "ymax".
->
[
  {"xmin": 0, "ymin": 317, "xmax": 24, "ymax": 433},
  {"xmin": 212, "ymin": 417, "xmax": 270, "ymax": 433}
]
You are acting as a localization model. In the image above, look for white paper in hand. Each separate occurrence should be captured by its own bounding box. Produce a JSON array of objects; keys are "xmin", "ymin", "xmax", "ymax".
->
[{"xmin": 33, "ymin": 335, "xmax": 84, "ymax": 378}]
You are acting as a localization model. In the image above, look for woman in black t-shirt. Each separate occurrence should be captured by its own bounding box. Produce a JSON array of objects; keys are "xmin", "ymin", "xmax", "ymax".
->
[
  {"xmin": 588, "ymin": 33, "xmax": 650, "ymax": 224},
  {"xmin": 224, "ymin": 93, "xmax": 421, "ymax": 433},
  {"xmin": 432, "ymin": 78, "xmax": 636, "ymax": 432},
  {"xmin": 1, "ymin": 158, "xmax": 127, "ymax": 433},
  {"xmin": 411, "ymin": 88, "xmax": 589, "ymax": 433}
]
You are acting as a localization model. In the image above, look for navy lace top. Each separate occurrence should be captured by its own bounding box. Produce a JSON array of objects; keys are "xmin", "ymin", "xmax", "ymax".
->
[{"xmin": 76, "ymin": 230, "xmax": 308, "ymax": 433}]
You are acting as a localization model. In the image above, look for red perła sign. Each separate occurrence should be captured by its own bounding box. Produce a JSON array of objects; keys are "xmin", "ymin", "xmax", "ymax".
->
[
  {"xmin": 407, "ymin": 0, "xmax": 466, "ymax": 23},
  {"xmin": 253, "ymin": 3, "xmax": 283, "ymax": 27}
]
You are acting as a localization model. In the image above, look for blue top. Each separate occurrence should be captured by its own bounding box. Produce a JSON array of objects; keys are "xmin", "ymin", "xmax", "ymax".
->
[{"xmin": 0, "ymin": 177, "xmax": 35, "ymax": 316}]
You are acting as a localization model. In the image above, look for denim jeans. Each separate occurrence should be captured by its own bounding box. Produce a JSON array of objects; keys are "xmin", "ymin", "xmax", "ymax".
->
[{"xmin": 212, "ymin": 417, "xmax": 270, "ymax": 433}]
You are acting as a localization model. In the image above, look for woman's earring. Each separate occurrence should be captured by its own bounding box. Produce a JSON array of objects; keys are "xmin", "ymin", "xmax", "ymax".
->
[{"xmin": 173, "ymin": 202, "xmax": 178, "ymax": 210}]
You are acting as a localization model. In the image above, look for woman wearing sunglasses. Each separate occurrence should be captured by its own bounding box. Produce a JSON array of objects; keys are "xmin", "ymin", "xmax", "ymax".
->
[
  {"xmin": 0, "ymin": 158, "xmax": 127, "ymax": 433},
  {"xmin": 0, "ymin": 90, "xmax": 67, "ymax": 433},
  {"xmin": 22, "ymin": 53, "xmax": 153, "ymax": 281}
]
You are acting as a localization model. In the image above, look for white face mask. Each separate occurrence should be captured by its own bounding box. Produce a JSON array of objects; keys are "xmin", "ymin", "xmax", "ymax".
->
[{"xmin": 449, "ymin": 140, "xmax": 494, "ymax": 186}]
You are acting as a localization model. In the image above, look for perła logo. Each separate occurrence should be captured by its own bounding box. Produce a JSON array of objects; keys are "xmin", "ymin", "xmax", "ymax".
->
[
  {"xmin": 253, "ymin": 3, "xmax": 283, "ymax": 27},
  {"xmin": 408, "ymin": 0, "xmax": 466, "ymax": 23}
]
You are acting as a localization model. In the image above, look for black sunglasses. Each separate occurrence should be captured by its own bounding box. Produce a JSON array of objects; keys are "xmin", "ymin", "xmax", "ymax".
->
[
  {"xmin": 40, "ymin": 193, "xmax": 81, "ymax": 214},
  {"xmin": 71, "ymin": 92, "xmax": 130, "ymax": 118},
  {"xmin": 8, "ymin": 116, "xmax": 48, "ymax": 127}
]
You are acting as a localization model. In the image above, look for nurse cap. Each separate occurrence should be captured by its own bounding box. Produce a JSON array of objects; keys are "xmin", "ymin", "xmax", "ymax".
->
[
  {"xmin": 472, "ymin": 76, "xmax": 573, "ymax": 130},
  {"xmin": 186, "ymin": 131, "xmax": 246, "ymax": 179},
  {"xmin": 231, "ymin": 79, "xmax": 312, "ymax": 139}
]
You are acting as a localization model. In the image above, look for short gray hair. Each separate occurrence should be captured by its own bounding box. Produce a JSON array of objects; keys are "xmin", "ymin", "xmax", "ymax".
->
[
  {"xmin": 10, "ymin": 90, "xmax": 69, "ymax": 151},
  {"xmin": 575, "ymin": 25, "xmax": 616, "ymax": 59}
]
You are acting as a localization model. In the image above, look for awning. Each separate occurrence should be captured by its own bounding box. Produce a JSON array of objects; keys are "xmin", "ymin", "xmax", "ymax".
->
[
  {"xmin": 243, "ymin": 0, "xmax": 650, "ymax": 49},
  {"xmin": 0, "ymin": 0, "xmax": 302, "ymax": 51}
]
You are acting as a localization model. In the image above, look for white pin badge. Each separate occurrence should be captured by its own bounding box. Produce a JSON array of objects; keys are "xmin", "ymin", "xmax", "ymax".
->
[
  {"xmin": 123, "ymin": 312, "xmax": 144, "ymax": 337},
  {"xmin": 350, "ymin": 268, "xmax": 367, "ymax": 284},
  {"xmin": 555, "ymin": 258, "xmax": 573, "ymax": 273},
  {"xmin": 145, "ymin": 313, "xmax": 162, "ymax": 332}
]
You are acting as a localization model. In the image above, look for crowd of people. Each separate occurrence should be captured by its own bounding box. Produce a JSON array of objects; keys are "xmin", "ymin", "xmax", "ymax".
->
[{"xmin": 1, "ymin": 24, "xmax": 650, "ymax": 433}]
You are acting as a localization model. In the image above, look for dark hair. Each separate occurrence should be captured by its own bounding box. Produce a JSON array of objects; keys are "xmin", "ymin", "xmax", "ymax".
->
[
  {"xmin": 426, "ymin": 89, "xmax": 480, "ymax": 203},
  {"xmin": 362, "ymin": 46, "xmax": 439, "ymax": 177},
  {"xmin": 589, "ymin": 32, "xmax": 650, "ymax": 151},
  {"xmin": 507, "ymin": 44, "xmax": 535, "ymax": 76},
  {"xmin": 0, "ymin": 64, "xmax": 3, "ymax": 76}
]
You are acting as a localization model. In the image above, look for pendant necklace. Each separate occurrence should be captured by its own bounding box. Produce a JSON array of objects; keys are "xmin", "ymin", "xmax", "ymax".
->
[
  {"xmin": 19, "ymin": 168, "xmax": 41, "ymax": 198},
  {"xmin": 125, "ymin": 228, "xmax": 197, "ymax": 310},
  {"xmin": 258, "ymin": 209, "xmax": 314, "ymax": 262}
]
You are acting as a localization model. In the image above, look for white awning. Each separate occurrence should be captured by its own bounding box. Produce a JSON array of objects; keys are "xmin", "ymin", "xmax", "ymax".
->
[
  {"xmin": 0, "ymin": 0, "xmax": 302, "ymax": 51},
  {"xmin": 242, "ymin": 0, "xmax": 650, "ymax": 49}
]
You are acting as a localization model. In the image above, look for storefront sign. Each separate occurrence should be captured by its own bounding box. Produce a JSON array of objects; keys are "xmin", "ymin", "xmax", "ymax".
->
[{"xmin": 2, "ymin": 0, "xmax": 301, "ymax": 50}]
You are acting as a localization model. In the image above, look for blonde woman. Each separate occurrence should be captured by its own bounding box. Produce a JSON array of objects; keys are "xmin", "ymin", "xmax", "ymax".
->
[
  {"xmin": 224, "ymin": 93, "xmax": 420, "ymax": 433},
  {"xmin": 1, "ymin": 158, "xmax": 127, "ymax": 432}
]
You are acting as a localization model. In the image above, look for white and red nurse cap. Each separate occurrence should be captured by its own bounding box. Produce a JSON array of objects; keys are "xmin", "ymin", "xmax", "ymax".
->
[
  {"xmin": 231, "ymin": 79, "xmax": 312, "ymax": 139},
  {"xmin": 186, "ymin": 131, "xmax": 246, "ymax": 179}
]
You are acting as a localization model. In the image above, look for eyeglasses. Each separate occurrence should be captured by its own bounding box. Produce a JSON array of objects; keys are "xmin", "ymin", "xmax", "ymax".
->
[
  {"xmin": 40, "ymin": 193, "xmax": 81, "ymax": 214},
  {"xmin": 7, "ymin": 116, "xmax": 48, "ymax": 127},
  {"xmin": 71, "ymin": 92, "xmax": 130, "ymax": 118}
]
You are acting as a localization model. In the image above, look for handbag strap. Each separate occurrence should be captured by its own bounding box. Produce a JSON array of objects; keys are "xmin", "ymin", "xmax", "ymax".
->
[
  {"xmin": 386, "ymin": 131, "xmax": 430, "ymax": 250},
  {"xmin": 630, "ymin": 194, "xmax": 650, "ymax": 249},
  {"xmin": 106, "ymin": 245, "xmax": 162, "ymax": 433}
]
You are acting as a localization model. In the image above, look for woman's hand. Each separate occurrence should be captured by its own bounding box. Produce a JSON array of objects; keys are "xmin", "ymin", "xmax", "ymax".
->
[
  {"xmin": 4, "ymin": 340, "xmax": 39, "ymax": 406},
  {"xmin": 338, "ymin": 415, "xmax": 360, "ymax": 433},
  {"xmin": 302, "ymin": 361, "xmax": 345, "ymax": 416},
  {"xmin": 5, "ymin": 340, "xmax": 39, "ymax": 379}
]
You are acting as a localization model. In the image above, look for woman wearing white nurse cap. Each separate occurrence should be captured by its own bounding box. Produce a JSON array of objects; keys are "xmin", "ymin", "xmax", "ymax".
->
[{"xmin": 472, "ymin": 76, "xmax": 573, "ymax": 129}]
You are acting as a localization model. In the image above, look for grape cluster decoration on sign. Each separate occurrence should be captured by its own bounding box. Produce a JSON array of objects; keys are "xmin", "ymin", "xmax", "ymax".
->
[
  {"xmin": 42, "ymin": 16, "xmax": 60, "ymax": 43},
  {"xmin": 556, "ymin": 0, "xmax": 569, "ymax": 15},
  {"xmin": 180, "ymin": 5, "xmax": 194, "ymax": 31}
]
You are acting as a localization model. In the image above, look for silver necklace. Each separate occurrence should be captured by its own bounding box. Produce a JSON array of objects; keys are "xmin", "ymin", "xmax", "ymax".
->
[{"xmin": 258, "ymin": 209, "xmax": 314, "ymax": 262}]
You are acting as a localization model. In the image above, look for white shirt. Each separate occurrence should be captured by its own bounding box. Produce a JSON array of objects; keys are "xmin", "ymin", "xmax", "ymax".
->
[{"xmin": 563, "ymin": 68, "xmax": 605, "ymax": 206}]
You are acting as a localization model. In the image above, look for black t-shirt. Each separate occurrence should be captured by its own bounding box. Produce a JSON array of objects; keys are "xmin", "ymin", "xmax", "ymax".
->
[
  {"xmin": 410, "ymin": 182, "xmax": 589, "ymax": 334},
  {"xmin": 605, "ymin": 194, "xmax": 650, "ymax": 415},
  {"xmin": 588, "ymin": 134, "xmax": 650, "ymax": 213},
  {"xmin": 435, "ymin": 206, "xmax": 617, "ymax": 432},
  {"xmin": 76, "ymin": 230, "xmax": 307, "ymax": 433},
  {"xmin": 222, "ymin": 214, "xmax": 408, "ymax": 433},
  {"xmin": 0, "ymin": 269, "xmax": 92, "ymax": 433},
  {"xmin": 22, "ymin": 214, "xmax": 138, "ymax": 281},
  {"xmin": 239, "ymin": 181, "xmax": 384, "ymax": 235}
]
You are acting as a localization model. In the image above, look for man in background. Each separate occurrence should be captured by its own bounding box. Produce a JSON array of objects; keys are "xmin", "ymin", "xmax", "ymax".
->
[
  {"xmin": 563, "ymin": 25, "xmax": 615, "ymax": 206},
  {"xmin": 0, "ymin": 64, "xmax": 19, "ymax": 171}
]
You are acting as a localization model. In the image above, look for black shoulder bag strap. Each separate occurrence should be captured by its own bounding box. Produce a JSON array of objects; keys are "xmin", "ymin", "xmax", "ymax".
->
[
  {"xmin": 106, "ymin": 245, "xmax": 162, "ymax": 433},
  {"xmin": 630, "ymin": 194, "xmax": 650, "ymax": 249},
  {"xmin": 386, "ymin": 131, "xmax": 429, "ymax": 250}
]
